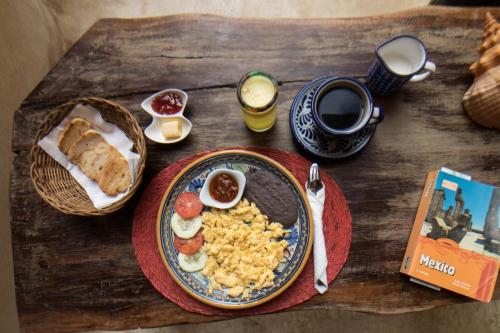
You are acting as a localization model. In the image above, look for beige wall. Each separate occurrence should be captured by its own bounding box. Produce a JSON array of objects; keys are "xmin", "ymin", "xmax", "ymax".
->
[{"xmin": 0, "ymin": 1, "xmax": 429, "ymax": 332}]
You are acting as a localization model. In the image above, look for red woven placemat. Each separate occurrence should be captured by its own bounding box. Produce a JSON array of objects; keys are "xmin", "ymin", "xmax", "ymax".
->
[{"xmin": 132, "ymin": 147, "xmax": 351, "ymax": 315}]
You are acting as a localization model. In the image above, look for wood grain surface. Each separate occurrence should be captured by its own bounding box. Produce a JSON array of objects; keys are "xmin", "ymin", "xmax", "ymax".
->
[{"xmin": 10, "ymin": 6, "xmax": 500, "ymax": 333}]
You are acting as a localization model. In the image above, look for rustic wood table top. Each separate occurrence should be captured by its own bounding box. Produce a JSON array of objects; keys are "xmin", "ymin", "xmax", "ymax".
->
[{"xmin": 10, "ymin": 6, "xmax": 500, "ymax": 333}]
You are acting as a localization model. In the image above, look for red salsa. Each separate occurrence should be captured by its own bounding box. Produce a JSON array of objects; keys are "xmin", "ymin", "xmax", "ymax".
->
[
  {"xmin": 152, "ymin": 92, "xmax": 184, "ymax": 115},
  {"xmin": 209, "ymin": 173, "xmax": 239, "ymax": 203}
]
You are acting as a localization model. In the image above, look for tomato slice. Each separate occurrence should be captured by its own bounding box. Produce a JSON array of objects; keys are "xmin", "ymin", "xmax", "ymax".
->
[
  {"xmin": 174, "ymin": 231, "xmax": 204, "ymax": 255},
  {"xmin": 175, "ymin": 192, "xmax": 203, "ymax": 219}
]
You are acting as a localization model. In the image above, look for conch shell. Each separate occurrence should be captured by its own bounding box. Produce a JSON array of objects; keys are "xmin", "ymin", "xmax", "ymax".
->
[
  {"xmin": 483, "ymin": 12, "xmax": 499, "ymax": 39},
  {"xmin": 478, "ymin": 33, "xmax": 499, "ymax": 54},
  {"xmin": 470, "ymin": 44, "xmax": 500, "ymax": 77},
  {"xmin": 478, "ymin": 13, "xmax": 500, "ymax": 54},
  {"xmin": 463, "ymin": 12, "xmax": 500, "ymax": 130}
]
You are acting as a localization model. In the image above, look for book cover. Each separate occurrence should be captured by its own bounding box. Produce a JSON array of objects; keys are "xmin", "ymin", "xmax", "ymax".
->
[{"xmin": 401, "ymin": 168, "xmax": 500, "ymax": 302}]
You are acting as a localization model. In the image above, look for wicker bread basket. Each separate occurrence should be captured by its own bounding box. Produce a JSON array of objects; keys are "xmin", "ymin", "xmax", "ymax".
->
[{"xmin": 30, "ymin": 97, "xmax": 146, "ymax": 216}]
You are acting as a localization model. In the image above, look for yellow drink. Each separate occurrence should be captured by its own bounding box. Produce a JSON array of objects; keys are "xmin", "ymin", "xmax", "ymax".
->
[
  {"xmin": 241, "ymin": 104, "xmax": 277, "ymax": 132},
  {"xmin": 237, "ymin": 72, "xmax": 278, "ymax": 132}
]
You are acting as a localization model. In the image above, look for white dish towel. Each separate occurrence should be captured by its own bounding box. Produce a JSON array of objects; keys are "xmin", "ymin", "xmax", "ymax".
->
[{"xmin": 306, "ymin": 185, "xmax": 328, "ymax": 294}]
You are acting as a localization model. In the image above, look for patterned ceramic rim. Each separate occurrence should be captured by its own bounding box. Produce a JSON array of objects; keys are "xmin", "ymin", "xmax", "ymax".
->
[
  {"xmin": 156, "ymin": 150, "xmax": 313, "ymax": 309},
  {"xmin": 289, "ymin": 76, "xmax": 376, "ymax": 159},
  {"xmin": 375, "ymin": 34, "xmax": 428, "ymax": 78}
]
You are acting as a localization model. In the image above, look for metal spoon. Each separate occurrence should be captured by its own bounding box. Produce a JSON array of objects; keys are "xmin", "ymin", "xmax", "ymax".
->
[{"xmin": 307, "ymin": 163, "xmax": 323, "ymax": 194}]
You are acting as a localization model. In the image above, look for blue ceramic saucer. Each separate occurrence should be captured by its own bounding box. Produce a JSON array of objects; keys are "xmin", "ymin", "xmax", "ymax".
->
[{"xmin": 289, "ymin": 76, "xmax": 377, "ymax": 159}]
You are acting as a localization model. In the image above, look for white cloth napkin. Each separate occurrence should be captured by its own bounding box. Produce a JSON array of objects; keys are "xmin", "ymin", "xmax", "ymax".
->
[
  {"xmin": 37, "ymin": 103, "xmax": 140, "ymax": 209},
  {"xmin": 306, "ymin": 185, "xmax": 328, "ymax": 294}
]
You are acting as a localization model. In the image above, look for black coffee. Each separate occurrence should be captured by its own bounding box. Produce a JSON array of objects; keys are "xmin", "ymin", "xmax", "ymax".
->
[{"xmin": 317, "ymin": 87, "xmax": 364, "ymax": 130}]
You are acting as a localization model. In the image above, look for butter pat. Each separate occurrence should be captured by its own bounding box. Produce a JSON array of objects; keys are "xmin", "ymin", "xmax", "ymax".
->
[{"xmin": 161, "ymin": 118, "xmax": 182, "ymax": 139}]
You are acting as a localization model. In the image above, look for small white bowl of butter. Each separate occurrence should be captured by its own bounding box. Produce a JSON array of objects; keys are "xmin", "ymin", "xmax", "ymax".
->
[
  {"xmin": 141, "ymin": 88, "xmax": 192, "ymax": 144},
  {"xmin": 144, "ymin": 116, "xmax": 192, "ymax": 144}
]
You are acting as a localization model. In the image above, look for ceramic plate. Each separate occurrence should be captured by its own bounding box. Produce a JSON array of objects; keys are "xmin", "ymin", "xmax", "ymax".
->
[{"xmin": 157, "ymin": 150, "xmax": 313, "ymax": 309}]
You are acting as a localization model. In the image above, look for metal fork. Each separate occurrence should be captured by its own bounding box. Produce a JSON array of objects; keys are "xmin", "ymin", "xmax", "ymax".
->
[{"xmin": 307, "ymin": 163, "xmax": 323, "ymax": 194}]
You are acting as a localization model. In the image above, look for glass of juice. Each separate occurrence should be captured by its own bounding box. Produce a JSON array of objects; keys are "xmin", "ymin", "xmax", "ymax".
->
[{"xmin": 237, "ymin": 71, "xmax": 278, "ymax": 132}]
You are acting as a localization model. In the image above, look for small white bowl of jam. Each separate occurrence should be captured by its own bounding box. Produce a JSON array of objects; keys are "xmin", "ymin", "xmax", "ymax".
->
[
  {"xmin": 141, "ymin": 88, "xmax": 188, "ymax": 118},
  {"xmin": 200, "ymin": 169, "xmax": 246, "ymax": 209}
]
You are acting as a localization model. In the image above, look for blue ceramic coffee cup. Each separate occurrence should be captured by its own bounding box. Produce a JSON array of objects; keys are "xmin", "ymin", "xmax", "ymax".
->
[
  {"xmin": 311, "ymin": 77, "xmax": 383, "ymax": 136},
  {"xmin": 366, "ymin": 35, "xmax": 436, "ymax": 96}
]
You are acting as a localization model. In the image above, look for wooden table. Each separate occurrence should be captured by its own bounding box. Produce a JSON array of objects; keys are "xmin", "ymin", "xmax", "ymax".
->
[{"xmin": 10, "ymin": 6, "xmax": 500, "ymax": 333}]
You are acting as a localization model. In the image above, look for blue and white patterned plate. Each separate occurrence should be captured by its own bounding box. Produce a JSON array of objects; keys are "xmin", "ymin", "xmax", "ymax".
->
[
  {"xmin": 156, "ymin": 150, "xmax": 313, "ymax": 309},
  {"xmin": 289, "ymin": 76, "xmax": 377, "ymax": 159}
]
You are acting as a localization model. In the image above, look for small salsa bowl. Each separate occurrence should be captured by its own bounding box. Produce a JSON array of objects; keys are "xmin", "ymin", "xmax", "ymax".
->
[
  {"xmin": 200, "ymin": 169, "xmax": 246, "ymax": 209},
  {"xmin": 141, "ymin": 88, "xmax": 188, "ymax": 118}
]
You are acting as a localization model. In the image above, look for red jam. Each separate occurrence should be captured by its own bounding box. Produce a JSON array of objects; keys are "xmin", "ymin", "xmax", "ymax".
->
[
  {"xmin": 152, "ymin": 92, "xmax": 184, "ymax": 115},
  {"xmin": 209, "ymin": 173, "xmax": 239, "ymax": 203}
]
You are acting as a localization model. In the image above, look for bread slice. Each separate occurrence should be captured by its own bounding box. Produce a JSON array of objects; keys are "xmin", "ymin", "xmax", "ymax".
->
[
  {"xmin": 67, "ymin": 129, "xmax": 132, "ymax": 195},
  {"xmin": 78, "ymin": 142, "xmax": 116, "ymax": 181},
  {"xmin": 98, "ymin": 156, "xmax": 132, "ymax": 196},
  {"xmin": 58, "ymin": 118, "xmax": 91, "ymax": 154},
  {"xmin": 67, "ymin": 130, "xmax": 107, "ymax": 166}
]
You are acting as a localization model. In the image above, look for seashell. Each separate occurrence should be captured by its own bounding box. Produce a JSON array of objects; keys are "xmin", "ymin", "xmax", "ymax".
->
[
  {"xmin": 483, "ymin": 12, "xmax": 499, "ymax": 39},
  {"xmin": 463, "ymin": 66, "xmax": 500, "ymax": 130},
  {"xmin": 463, "ymin": 12, "xmax": 500, "ymax": 131},
  {"xmin": 478, "ymin": 13, "xmax": 499, "ymax": 54},
  {"xmin": 478, "ymin": 31, "xmax": 499, "ymax": 54},
  {"xmin": 470, "ymin": 44, "xmax": 500, "ymax": 77},
  {"xmin": 485, "ymin": 12, "xmax": 496, "ymax": 28}
]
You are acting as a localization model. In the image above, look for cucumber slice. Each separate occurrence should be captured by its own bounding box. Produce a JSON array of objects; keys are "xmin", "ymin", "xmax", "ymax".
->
[
  {"xmin": 171, "ymin": 212, "xmax": 202, "ymax": 239},
  {"xmin": 178, "ymin": 250, "xmax": 207, "ymax": 272}
]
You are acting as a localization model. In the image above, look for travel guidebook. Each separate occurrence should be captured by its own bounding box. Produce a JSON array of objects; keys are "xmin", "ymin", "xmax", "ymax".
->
[{"xmin": 401, "ymin": 167, "xmax": 500, "ymax": 302}]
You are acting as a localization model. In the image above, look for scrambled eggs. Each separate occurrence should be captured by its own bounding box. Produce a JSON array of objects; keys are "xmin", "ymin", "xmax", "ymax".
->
[{"xmin": 201, "ymin": 199, "xmax": 289, "ymax": 298}]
